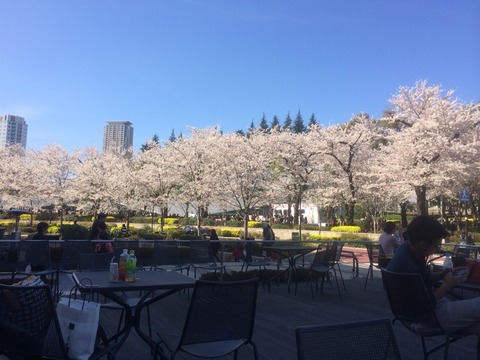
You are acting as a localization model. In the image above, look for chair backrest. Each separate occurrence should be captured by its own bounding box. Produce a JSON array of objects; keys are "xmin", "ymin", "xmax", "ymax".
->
[
  {"xmin": 60, "ymin": 240, "xmax": 92, "ymax": 271},
  {"xmin": 367, "ymin": 243, "xmax": 387, "ymax": 267},
  {"xmin": 153, "ymin": 240, "xmax": 184, "ymax": 267},
  {"xmin": 79, "ymin": 252, "xmax": 113, "ymax": 271},
  {"xmin": 295, "ymin": 318, "xmax": 402, "ymax": 360},
  {"xmin": 177, "ymin": 278, "xmax": 259, "ymax": 350},
  {"xmin": 381, "ymin": 269, "xmax": 441, "ymax": 330},
  {"xmin": 16, "ymin": 240, "xmax": 51, "ymax": 272},
  {"xmin": 0, "ymin": 241, "xmax": 19, "ymax": 272},
  {"xmin": 189, "ymin": 240, "xmax": 215, "ymax": 264},
  {"xmin": 0, "ymin": 283, "xmax": 68, "ymax": 359},
  {"xmin": 312, "ymin": 242, "xmax": 342, "ymax": 268}
]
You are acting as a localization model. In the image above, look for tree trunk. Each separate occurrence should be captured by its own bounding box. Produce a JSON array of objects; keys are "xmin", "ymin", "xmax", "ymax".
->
[
  {"xmin": 286, "ymin": 198, "xmax": 292, "ymax": 226},
  {"xmin": 243, "ymin": 213, "xmax": 249, "ymax": 240},
  {"xmin": 345, "ymin": 201, "xmax": 355, "ymax": 225},
  {"xmin": 293, "ymin": 193, "xmax": 301, "ymax": 226},
  {"xmin": 400, "ymin": 202, "xmax": 408, "ymax": 228},
  {"xmin": 415, "ymin": 185, "xmax": 428, "ymax": 215}
]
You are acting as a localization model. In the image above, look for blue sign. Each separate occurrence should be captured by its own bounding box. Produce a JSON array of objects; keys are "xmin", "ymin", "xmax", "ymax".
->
[{"xmin": 459, "ymin": 187, "xmax": 471, "ymax": 202}]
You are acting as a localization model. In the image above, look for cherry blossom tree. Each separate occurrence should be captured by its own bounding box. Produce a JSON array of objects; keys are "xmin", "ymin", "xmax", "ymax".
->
[
  {"xmin": 0, "ymin": 145, "xmax": 31, "ymax": 211},
  {"xmin": 268, "ymin": 129, "xmax": 323, "ymax": 226},
  {"xmin": 382, "ymin": 80, "xmax": 479, "ymax": 215},
  {"xmin": 137, "ymin": 142, "xmax": 178, "ymax": 232},
  {"xmin": 211, "ymin": 131, "xmax": 274, "ymax": 238},
  {"xmin": 168, "ymin": 127, "xmax": 220, "ymax": 230},
  {"xmin": 73, "ymin": 147, "xmax": 113, "ymax": 217},
  {"xmin": 315, "ymin": 114, "xmax": 380, "ymax": 225},
  {"xmin": 27, "ymin": 144, "xmax": 80, "ymax": 225}
]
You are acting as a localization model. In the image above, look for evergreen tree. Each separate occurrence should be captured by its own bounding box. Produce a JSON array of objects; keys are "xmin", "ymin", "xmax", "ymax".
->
[
  {"xmin": 293, "ymin": 110, "xmax": 306, "ymax": 133},
  {"xmin": 236, "ymin": 129, "xmax": 246, "ymax": 136},
  {"xmin": 270, "ymin": 115, "xmax": 280, "ymax": 130},
  {"xmin": 168, "ymin": 129, "xmax": 176, "ymax": 142},
  {"xmin": 259, "ymin": 113, "xmax": 269, "ymax": 131},
  {"xmin": 283, "ymin": 112, "xmax": 292, "ymax": 131},
  {"xmin": 307, "ymin": 113, "xmax": 317, "ymax": 130},
  {"xmin": 140, "ymin": 134, "xmax": 160, "ymax": 152}
]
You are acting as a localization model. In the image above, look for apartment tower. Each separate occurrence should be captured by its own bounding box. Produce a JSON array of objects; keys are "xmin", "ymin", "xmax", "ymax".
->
[
  {"xmin": 0, "ymin": 115, "xmax": 28, "ymax": 149},
  {"xmin": 103, "ymin": 121, "xmax": 134, "ymax": 156}
]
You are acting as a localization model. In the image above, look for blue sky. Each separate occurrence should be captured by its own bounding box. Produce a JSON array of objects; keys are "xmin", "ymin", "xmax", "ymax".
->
[{"xmin": 1, "ymin": 0, "xmax": 479, "ymax": 151}]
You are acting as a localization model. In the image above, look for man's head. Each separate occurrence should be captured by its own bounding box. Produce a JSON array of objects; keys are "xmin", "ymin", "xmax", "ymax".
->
[
  {"xmin": 406, "ymin": 216, "xmax": 449, "ymax": 255},
  {"xmin": 37, "ymin": 222, "xmax": 49, "ymax": 233}
]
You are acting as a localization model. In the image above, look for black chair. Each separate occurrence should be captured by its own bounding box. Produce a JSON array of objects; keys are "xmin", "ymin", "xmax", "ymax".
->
[
  {"xmin": 240, "ymin": 241, "xmax": 270, "ymax": 272},
  {"xmin": 152, "ymin": 240, "xmax": 190, "ymax": 272},
  {"xmin": 16, "ymin": 240, "xmax": 52, "ymax": 273},
  {"xmin": 295, "ymin": 241, "xmax": 345, "ymax": 300},
  {"xmin": 240, "ymin": 243, "xmax": 270, "ymax": 292},
  {"xmin": 188, "ymin": 240, "xmax": 226, "ymax": 279},
  {"xmin": 0, "ymin": 283, "xmax": 108, "ymax": 359},
  {"xmin": 165, "ymin": 278, "xmax": 260, "ymax": 360},
  {"xmin": 14, "ymin": 240, "xmax": 58, "ymax": 296},
  {"xmin": 79, "ymin": 252, "xmax": 114, "ymax": 271},
  {"xmin": 381, "ymin": 269, "xmax": 479, "ymax": 359},
  {"xmin": 295, "ymin": 318, "xmax": 402, "ymax": 360},
  {"xmin": 60, "ymin": 240, "xmax": 93, "ymax": 271},
  {"xmin": 0, "ymin": 241, "xmax": 18, "ymax": 273},
  {"xmin": 364, "ymin": 243, "xmax": 388, "ymax": 291}
]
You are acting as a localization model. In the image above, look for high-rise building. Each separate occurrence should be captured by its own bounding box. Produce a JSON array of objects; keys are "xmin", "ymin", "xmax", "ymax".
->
[
  {"xmin": 0, "ymin": 115, "xmax": 28, "ymax": 149},
  {"xmin": 103, "ymin": 121, "xmax": 134, "ymax": 155}
]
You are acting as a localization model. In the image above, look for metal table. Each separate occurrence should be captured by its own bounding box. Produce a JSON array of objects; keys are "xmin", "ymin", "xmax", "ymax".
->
[
  {"xmin": 263, "ymin": 245, "xmax": 316, "ymax": 293},
  {"xmin": 73, "ymin": 270, "xmax": 196, "ymax": 359}
]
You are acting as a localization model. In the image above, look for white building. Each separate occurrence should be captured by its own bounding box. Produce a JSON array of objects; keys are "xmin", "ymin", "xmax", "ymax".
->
[
  {"xmin": 272, "ymin": 203, "xmax": 320, "ymax": 224},
  {"xmin": 103, "ymin": 121, "xmax": 134, "ymax": 156},
  {"xmin": 0, "ymin": 115, "xmax": 28, "ymax": 149}
]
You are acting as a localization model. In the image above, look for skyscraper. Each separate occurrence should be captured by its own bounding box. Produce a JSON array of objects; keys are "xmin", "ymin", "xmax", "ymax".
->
[
  {"xmin": 0, "ymin": 115, "xmax": 28, "ymax": 149},
  {"xmin": 103, "ymin": 121, "xmax": 134, "ymax": 155}
]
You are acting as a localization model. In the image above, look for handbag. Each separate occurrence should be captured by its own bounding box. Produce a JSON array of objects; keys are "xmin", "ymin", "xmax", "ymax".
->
[{"xmin": 56, "ymin": 292, "xmax": 101, "ymax": 360}]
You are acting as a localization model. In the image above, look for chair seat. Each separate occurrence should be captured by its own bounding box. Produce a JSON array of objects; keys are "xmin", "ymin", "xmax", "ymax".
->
[
  {"xmin": 181, "ymin": 339, "xmax": 249, "ymax": 357},
  {"xmin": 403, "ymin": 321, "xmax": 445, "ymax": 336},
  {"xmin": 311, "ymin": 264, "xmax": 329, "ymax": 273}
]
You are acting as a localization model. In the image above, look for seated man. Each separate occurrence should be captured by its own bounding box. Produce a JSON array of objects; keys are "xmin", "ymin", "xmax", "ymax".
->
[{"xmin": 387, "ymin": 215, "xmax": 480, "ymax": 335}]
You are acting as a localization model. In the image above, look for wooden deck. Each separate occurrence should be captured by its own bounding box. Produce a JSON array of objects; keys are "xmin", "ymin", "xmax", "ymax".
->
[{"xmin": 88, "ymin": 259, "xmax": 478, "ymax": 360}]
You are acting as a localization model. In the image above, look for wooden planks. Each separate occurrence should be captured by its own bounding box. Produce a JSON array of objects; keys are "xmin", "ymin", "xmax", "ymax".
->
[{"xmin": 92, "ymin": 264, "xmax": 478, "ymax": 360}]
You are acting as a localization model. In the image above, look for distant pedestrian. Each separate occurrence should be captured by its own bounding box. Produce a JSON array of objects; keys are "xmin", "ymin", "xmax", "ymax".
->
[
  {"xmin": 32, "ymin": 222, "xmax": 49, "ymax": 240},
  {"xmin": 90, "ymin": 213, "xmax": 107, "ymax": 240}
]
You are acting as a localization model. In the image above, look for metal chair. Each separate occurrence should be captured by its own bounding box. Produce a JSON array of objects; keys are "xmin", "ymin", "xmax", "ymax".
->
[
  {"xmin": 295, "ymin": 241, "xmax": 345, "ymax": 300},
  {"xmin": 79, "ymin": 252, "xmax": 114, "ymax": 271},
  {"xmin": 16, "ymin": 240, "xmax": 52, "ymax": 273},
  {"xmin": 240, "ymin": 242, "xmax": 270, "ymax": 292},
  {"xmin": 60, "ymin": 240, "xmax": 93, "ymax": 271},
  {"xmin": 295, "ymin": 318, "xmax": 402, "ymax": 360},
  {"xmin": 152, "ymin": 240, "xmax": 190, "ymax": 272},
  {"xmin": 0, "ymin": 241, "xmax": 18, "ymax": 273},
  {"xmin": 0, "ymin": 283, "xmax": 108, "ymax": 359},
  {"xmin": 364, "ymin": 243, "xmax": 388, "ymax": 291},
  {"xmin": 240, "ymin": 241, "xmax": 270, "ymax": 272},
  {"xmin": 381, "ymin": 269, "xmax": 478, "ymax": 359},
  {"xmin": 188, "ymin": 240, "xmax": 226, "ymax": 279},
  {"xmin": 14, "ymin": 240, "xmax": 58, "ymax": 296},
  {"xmin": 165, "ymin": 278, "xmax": 260, "ymax": 360}
]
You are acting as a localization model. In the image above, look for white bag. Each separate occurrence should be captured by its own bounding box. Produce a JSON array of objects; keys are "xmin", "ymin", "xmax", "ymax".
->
[{"xmin": 56, "ymin": 297, "xmax": 101, "ymax": 360}]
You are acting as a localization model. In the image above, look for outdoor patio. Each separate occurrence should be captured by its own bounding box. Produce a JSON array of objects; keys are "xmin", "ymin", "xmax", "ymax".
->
[{"xmin": 83, "ymin": 260, "xmax": 478, "ymax": 360}]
